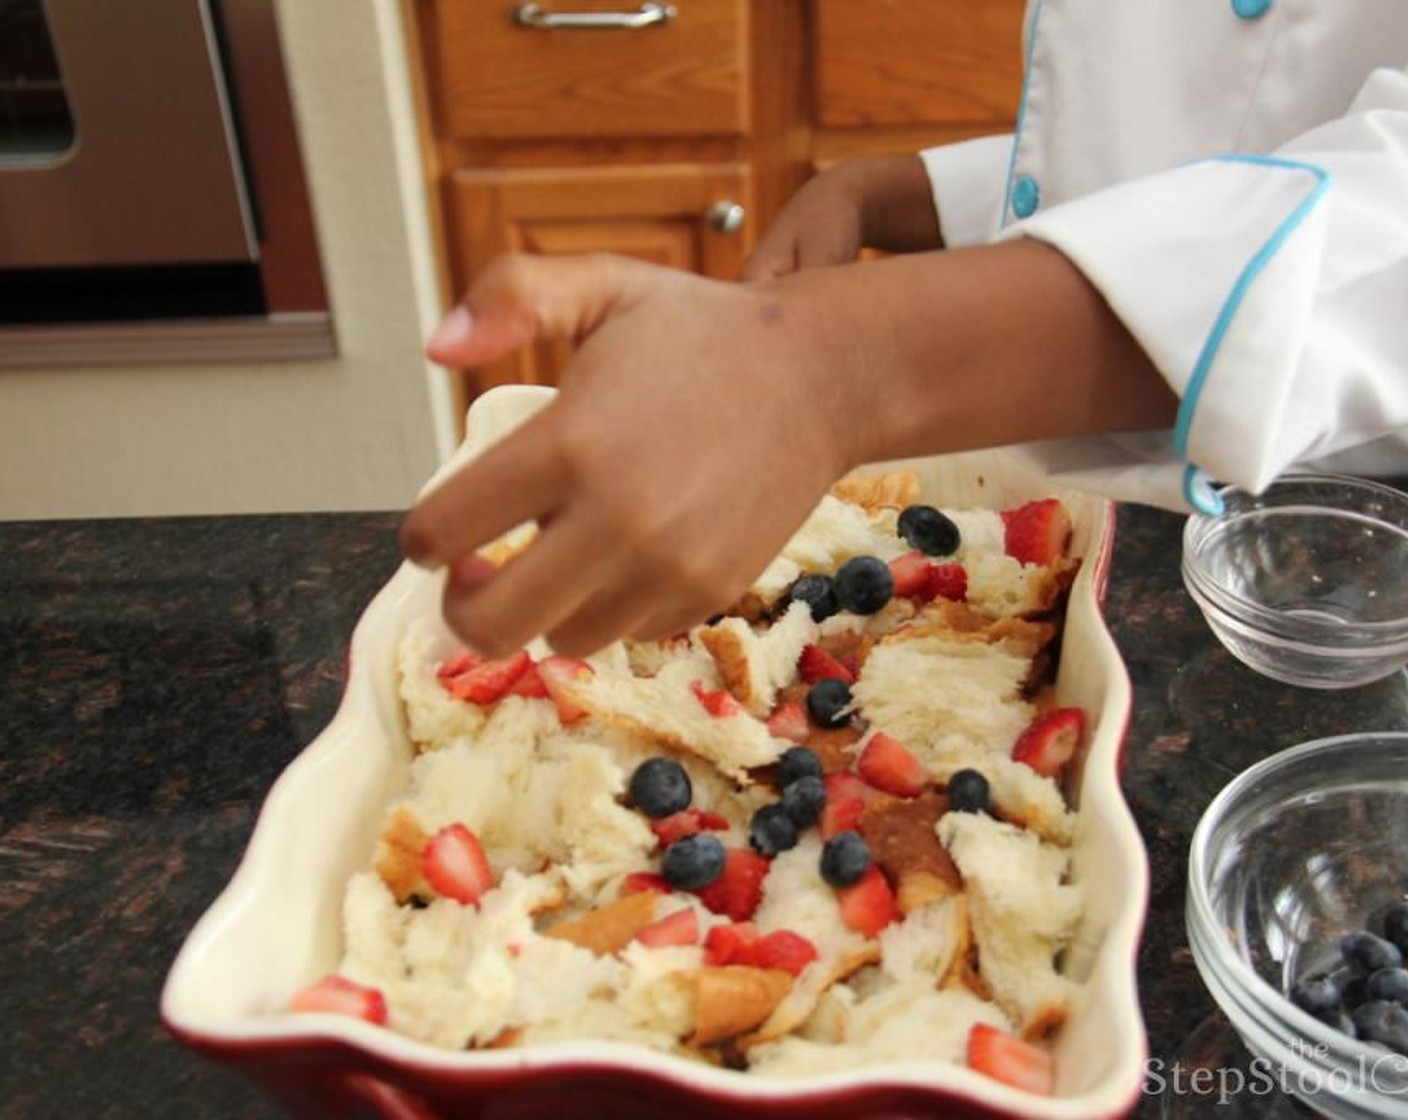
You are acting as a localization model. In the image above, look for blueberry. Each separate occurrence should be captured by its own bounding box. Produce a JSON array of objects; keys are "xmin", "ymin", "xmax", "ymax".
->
[
  {"xmin": 781, "ymin": 774, "xmax": 826, "ymax": 829},
  {"xmin": 1368, "ymin": 968, "xmax": 1408, "ymax": 1004},
  {"xmin": 660, "ymin": 833, "xmax": 726, "ymax": 890},
  {"xmin": 1342, "ymin": 931, "xmax": 1403, "ymax": 977},
  {"xmin": 1384, "ymin": 902, "xmax": 1408, "ymax": 956},
  {"xmin": 819, "ymin": 830, "xmax": 871, "ymax": 887},
  {"xmin": 806, "ymin": 678, "xmax": 853, "ymax": 729},
  {"xmin": 897, "ymin": 505, "xmax": 961, "ymax": 557},
  {"xmin": 1352, "ymin": 1000, "xmax": 1408, "ymax": 1054},
  {"xmin": 947, "ymin": 768, "xmax": 991, "ymax": 814},
  {"xmin": 832, "ymin": 556, "xmax": 894, "ymax": 615},
  {"xmin": 629, "ymin": 757, "xmax": 692, "ymax": 819},
  {"xmin": 1290, "ymin": 976, "xmax": 1343, "ymax": 1019},
  {"xmin": 750, "ymin": 803, "xmax": 799, "ymax": 856},
  {"xmin": 777, "ymin": 746, "xmax": 824, "ymax": 788},
  {"xmin": 788, "ymin": 573, "xmax": 839, "ymax": 622}
]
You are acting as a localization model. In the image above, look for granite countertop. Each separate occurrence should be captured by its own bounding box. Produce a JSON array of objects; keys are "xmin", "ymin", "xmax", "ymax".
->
[{"xmin": 3, "ymin": 504, "xmax": 1406, "ymax": 1119}]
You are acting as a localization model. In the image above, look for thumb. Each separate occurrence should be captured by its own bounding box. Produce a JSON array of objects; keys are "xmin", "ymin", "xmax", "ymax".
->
[{"xmin": 425, "ymin": 253, "xmax": 646, "ymax": 366}]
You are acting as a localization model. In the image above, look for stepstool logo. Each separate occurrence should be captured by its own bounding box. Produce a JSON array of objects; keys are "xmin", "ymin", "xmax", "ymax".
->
[{"xmin": 1143, "ymin": 1037, "xmax": 1408, "ymax": 1105}]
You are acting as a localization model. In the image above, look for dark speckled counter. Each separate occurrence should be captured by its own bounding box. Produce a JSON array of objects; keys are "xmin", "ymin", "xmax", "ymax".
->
[{"xmin": 2, "ymin": 506, "xmax": 1406, "ymax": 1119}]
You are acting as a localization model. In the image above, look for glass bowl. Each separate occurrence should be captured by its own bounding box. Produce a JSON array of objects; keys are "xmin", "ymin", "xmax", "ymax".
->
[
  {"xmin": 1188, "ymin": 732, "xmax": 1408, "ymax": 1119},
  {"xmin": 1181, "ymin": 474, "xmax": 1408, "ymax": 689}
]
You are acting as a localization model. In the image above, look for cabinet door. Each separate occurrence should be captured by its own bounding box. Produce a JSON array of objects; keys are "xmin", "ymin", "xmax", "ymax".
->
[
  {"xmin": 812, "ymin": 0, "xmax": 1024, "ymax": 134},
  {"xmin": 449, "ymin": 163, "xmax": 751, "ymax": 389}
]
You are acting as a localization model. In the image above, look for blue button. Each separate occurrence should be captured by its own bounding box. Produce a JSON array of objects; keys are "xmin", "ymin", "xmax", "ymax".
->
[
  {"xmin": 1231, "ymin": 0, "xmax": 1272, "ymax": 19},
  {"xmin": 1011, "ymin": 175, "xmax": 1041, "ymax": 219}
]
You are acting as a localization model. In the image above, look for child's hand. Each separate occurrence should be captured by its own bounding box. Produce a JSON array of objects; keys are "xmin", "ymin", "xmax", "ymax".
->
[
  {"xmin": 399, "ymin": 254, "xmax": 862, "ymax": 658},
  {"xmin": 741, "ymin": 154, "xmax": 942, "ymax": 281}
]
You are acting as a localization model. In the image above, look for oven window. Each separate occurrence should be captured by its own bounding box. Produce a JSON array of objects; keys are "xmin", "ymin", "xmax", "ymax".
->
[{"xmin": 0, "ymin": 0, "xmax": 75, "ymax": 162}]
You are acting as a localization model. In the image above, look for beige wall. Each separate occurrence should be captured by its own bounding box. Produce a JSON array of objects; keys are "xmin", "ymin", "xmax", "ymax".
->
[{"xmin": 0, "ymin": 0, "xmax": 455, "ymax": 520}]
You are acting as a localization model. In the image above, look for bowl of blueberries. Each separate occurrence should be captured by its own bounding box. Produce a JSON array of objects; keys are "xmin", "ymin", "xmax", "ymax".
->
[{"xmin": 1188, "ymin": 731, "xmax": 1408, "ymax": 1118}]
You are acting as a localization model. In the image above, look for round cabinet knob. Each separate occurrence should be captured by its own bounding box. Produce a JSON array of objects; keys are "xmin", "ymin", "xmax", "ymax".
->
[{"xmin": 706, "ymin": 200, "xmax": 746, "ymax": 234}]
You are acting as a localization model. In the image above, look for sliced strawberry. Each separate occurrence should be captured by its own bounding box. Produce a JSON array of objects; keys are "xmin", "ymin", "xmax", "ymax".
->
[
  {"xmin": 819, "ymin": 771, "xmax": 882, "ymax": 838},
  {"xmin": 693, "ymin": 848, "xmax": 771, "ymax": 922},
  {"xmin": 836, "ymin": 865, "xmax": 900, "ymax": 937},
  {"xmin": 435, "ymin": 649, "xmax": 479, "ymax": 682},
  {"xmin": 798, "ymin": 644, "xmax": 856, "ymax": 686},
  {"xmin": 619, "ymin": 870, "xmax": 670, "ymax": 897},
  {"xmin": 966, "ymin": 1023, "xmax": 1056, "ymax": 1095},
  {"xmin": 537, "ymin": 655, "xmax": 594, "ymax": 724},
  {"xmin": 421, "ymin": 823, "xmax": 494, "ymax": 906},
  {"xmin": 1001, "ymin": 499, "xmax": 1072, "ymax": 566},
  {"xmin": 443, "ymin": 649, "xmax": 532, "ymax": 704},
  {"xmin": 649, "ymin": 809, "xmax": 730, "ymax": 847},
  {"xmin": 690, "ymin": 679, "xmax": 743, "ymax": 718},
  {"xmin": 288, "ymin": 974, "xmax": 388, "ymax": 1025},
  {"xmin": 921, "ymin": 562, "xmax": 968, "ymax": 602},
  {"xmin": 702, "ymin": 920, "xmax": 759, "ymax": 967},
  {"xmin": 1011, "ymin": 707, "xmax": 1086, "ymax": 778},
  {"xmin": 747, "ymin": 929, "xmax": 820, "ymax": 977},
  {"xmin": 505, "ymin": 661, "xmax": 549, "ymax": 699},
  {"xmin": 765, "ymin": 698, "xmax": 810, "ymax": 743},
  {"xmin": 634, "ymin": 906, "xmax": 700, "ymax": 948},
  {"xmin": 856, "ymin": 732, "xmax": 930, "ymax": 798},
  {"xmin": 888, "ymin": 551, "xmax": 933, "ymax": 599}
]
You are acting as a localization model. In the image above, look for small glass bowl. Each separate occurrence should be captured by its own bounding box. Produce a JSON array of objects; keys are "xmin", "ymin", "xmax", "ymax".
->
[
  {"xmin": 1182, "ymin": 473, "xmax": 1408, "ymax": 689},
  {"xmin": 1188, "ymin": 732, "xmax": 1408, "ymax": 1119}
]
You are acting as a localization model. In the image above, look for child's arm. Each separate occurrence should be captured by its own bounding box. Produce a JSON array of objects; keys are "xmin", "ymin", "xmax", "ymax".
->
[
  {"xmin": 740, "ymin": 155, "xmax": 943, "ymax": 280},
  {"xmin": 400, "ymin": 240, "xmax": 1176, "ymax": 658}
]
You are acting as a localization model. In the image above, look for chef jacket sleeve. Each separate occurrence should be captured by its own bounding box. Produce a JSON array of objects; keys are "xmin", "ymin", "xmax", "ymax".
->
[
  {"xmin": 1001, "ymin": 66, "xmax": 1408, "ymax": 512},
  {"xmin": 920, "ymin": 133, "xmax": 1015, "ymax": 250}
]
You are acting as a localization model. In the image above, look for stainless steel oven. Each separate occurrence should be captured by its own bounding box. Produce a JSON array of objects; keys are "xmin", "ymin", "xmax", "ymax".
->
[{"xmin": 0, "ymin": 0, "xmax": 334, "ymax": 365}]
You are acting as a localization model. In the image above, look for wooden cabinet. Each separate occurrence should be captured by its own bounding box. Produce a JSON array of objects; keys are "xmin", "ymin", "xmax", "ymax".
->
[{"xmin": 405, "ymin": 0, "xmax": 1024, "ymax": 422}]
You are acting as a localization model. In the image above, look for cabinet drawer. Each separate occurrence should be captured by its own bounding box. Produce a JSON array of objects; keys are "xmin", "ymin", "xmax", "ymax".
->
[
  {"xmin": 428, "ymin": 0, "xmax": 748, "ymax": 140},
  {"xmin": 811, "ymin": 0, "xmax": 1024, "ymax": 130}
]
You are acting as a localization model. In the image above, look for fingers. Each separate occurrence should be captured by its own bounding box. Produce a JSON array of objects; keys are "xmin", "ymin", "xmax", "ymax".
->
[
  {"xmin": 425, "ymin": 253, "xmax": 644, "ymax": 368},
  {"xmin": 738, "ymin": 240, "xmax": 798, "ymax": 283}
]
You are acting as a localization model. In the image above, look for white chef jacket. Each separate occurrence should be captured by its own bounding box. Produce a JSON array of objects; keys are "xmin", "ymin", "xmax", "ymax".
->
[{"xmin": 920, "ymin": 0, "xmax": 1408, "ymax": 512}]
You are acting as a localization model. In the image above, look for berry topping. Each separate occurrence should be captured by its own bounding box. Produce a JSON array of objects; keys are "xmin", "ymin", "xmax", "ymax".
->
[
  {"xmin": 421, "ymin": 823, "xmax": 495, "ymax": 906},
  {"xmin": 798, "ymin": 643, "xmax": 857, "ymax": 685},
  {"xmin": 888, "ymin": 551, "xmax": 934, "ymax": 599},
  {"xmin": 788, "ymin": 573, "xmax": 839, "ymax": 622},
  {"xmin": 947, "ymin": 769, "xmax": 991, "ymax": 815},
  {"xmin": 897, "ymin": 504, "xmax": 961, "ymax": 557},
  {"xmin": 836, "ymin": 864, "xmax": 899, "ymax": 937},
  {"xmin": 693, "ymin": 848, "xmax": 771, "ymax": 921},
  {"xmin": 690, "ymin": 679, "xmax": 743, "ymax": 717},
  {"xmin": 857, "ymin": 732, "xmax": 929, "ymax": 798},
  {"xmin": 536, "ymin": 655, "xmax": 594, "ymax": 724},
  {"xmin": 966, "ymin": 1023, "xmax": 1056, "ymax": 1096},
  {"xmin": 1368, "ymin": 968, "xmax": 1408, "ymax": 1004},
  {"xmin": 702, "ymin": 921, "xmax": 760, "ymax": 967},
  {"xmin": 649, "ymin": 808, "xmax": 730, "ymax": 846},
  {"xmin": 920, "ymin": 562, "xmax": 968, "ymax": 603},
  {"xmin": 618, "ymin": 871, "xmax": 670, "ymax": 897},
  {"xmin": 749, "ymin": 803, "xmax": 799, "ymax": 856},
  {"xmin": 820, "ymin": 771, "xmax": 880, "ymax": 837},
  {"xmin": 634, "ymin": 906, "xmax": 700, "ymax": 949},
  {"xmin": 1001, "ymin": 498, "xmax": 1072, "ymax": 566},
  {"xmin": 505, "ymin": 661, "xmax": 549, "ymax": 699},
  {"xmin": 819, "ymin": 830, "xmax": 871, "ymax": 888},
  {"xmin": 832, "ymin": 556, "xmax": 895, "ymax": 615},
  {"xmin": 806, "ymin": 677, "xmax": 853, "ymax": 729},
  {"xmin": 440, "ymin": 649, "xmax": 533, "ymax": 704},
  {"xmin": 1353, "ymin": 1000, "xmax": 1408, "ymax": 1054},
  {"xmin": 781, "ymin": 774, "xmax": 827, "ymax": 829},
  {"xmin": 629, "ymin": 757, "xmax": 693, "ymax": 819},
  {"xmin": 1384, "ymin": 902, "xmax": 1408, "ymax": 956},
  {"xmin": 1011, "ymin": 708, "xmax": 1085, "ymax": 778},
  {"xmin": 1343, "ymin": 931, "xmax": 1404, "ymax": 977},
  {"xmin": 748, "ymin": 929, "xmax": 820, "ymax": 977},
  {"xmin": 765, "ymin": 699, "xmax": 810, "ymax": 743},
  {"xmin": 776, "ymin": 745, "xmax": 824, "ymax": 788},
  {"xmin": 661, "ymin": 833, "xmax": 727, "ymax": 891},
  {"xmin": 288, "ymin": 974, "xmax": 389, "ymax": 1024},
  {"xmin": 1289, "ymin": 976, "xmax": 1344, "ymax": 1020}
]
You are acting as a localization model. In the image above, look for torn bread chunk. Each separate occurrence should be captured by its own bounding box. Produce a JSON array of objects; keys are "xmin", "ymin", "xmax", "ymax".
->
[
  {"xmin": 938, "ymin": 811, "xmax": 1083, "ymax": 1038},
  {"xmin": 829, "ymin": 468, "xmax": 921, "ymax": 513},
  {"xmin": 748, "ymin": 494, "xmax": 909, "ymax": 606},
  {"xmin": 697, "ymin": 600, "xmax": 816, "ymax": 717}
]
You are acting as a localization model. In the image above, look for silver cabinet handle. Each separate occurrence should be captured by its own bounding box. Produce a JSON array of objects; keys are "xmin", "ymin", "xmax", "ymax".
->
[
  {"xmin": 707, "ymin": 200, "xmax": 746, "ymax": 234},
  {"xmin": 512, "ymin": 3, "xmax": 677, "ymax": 29}
]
